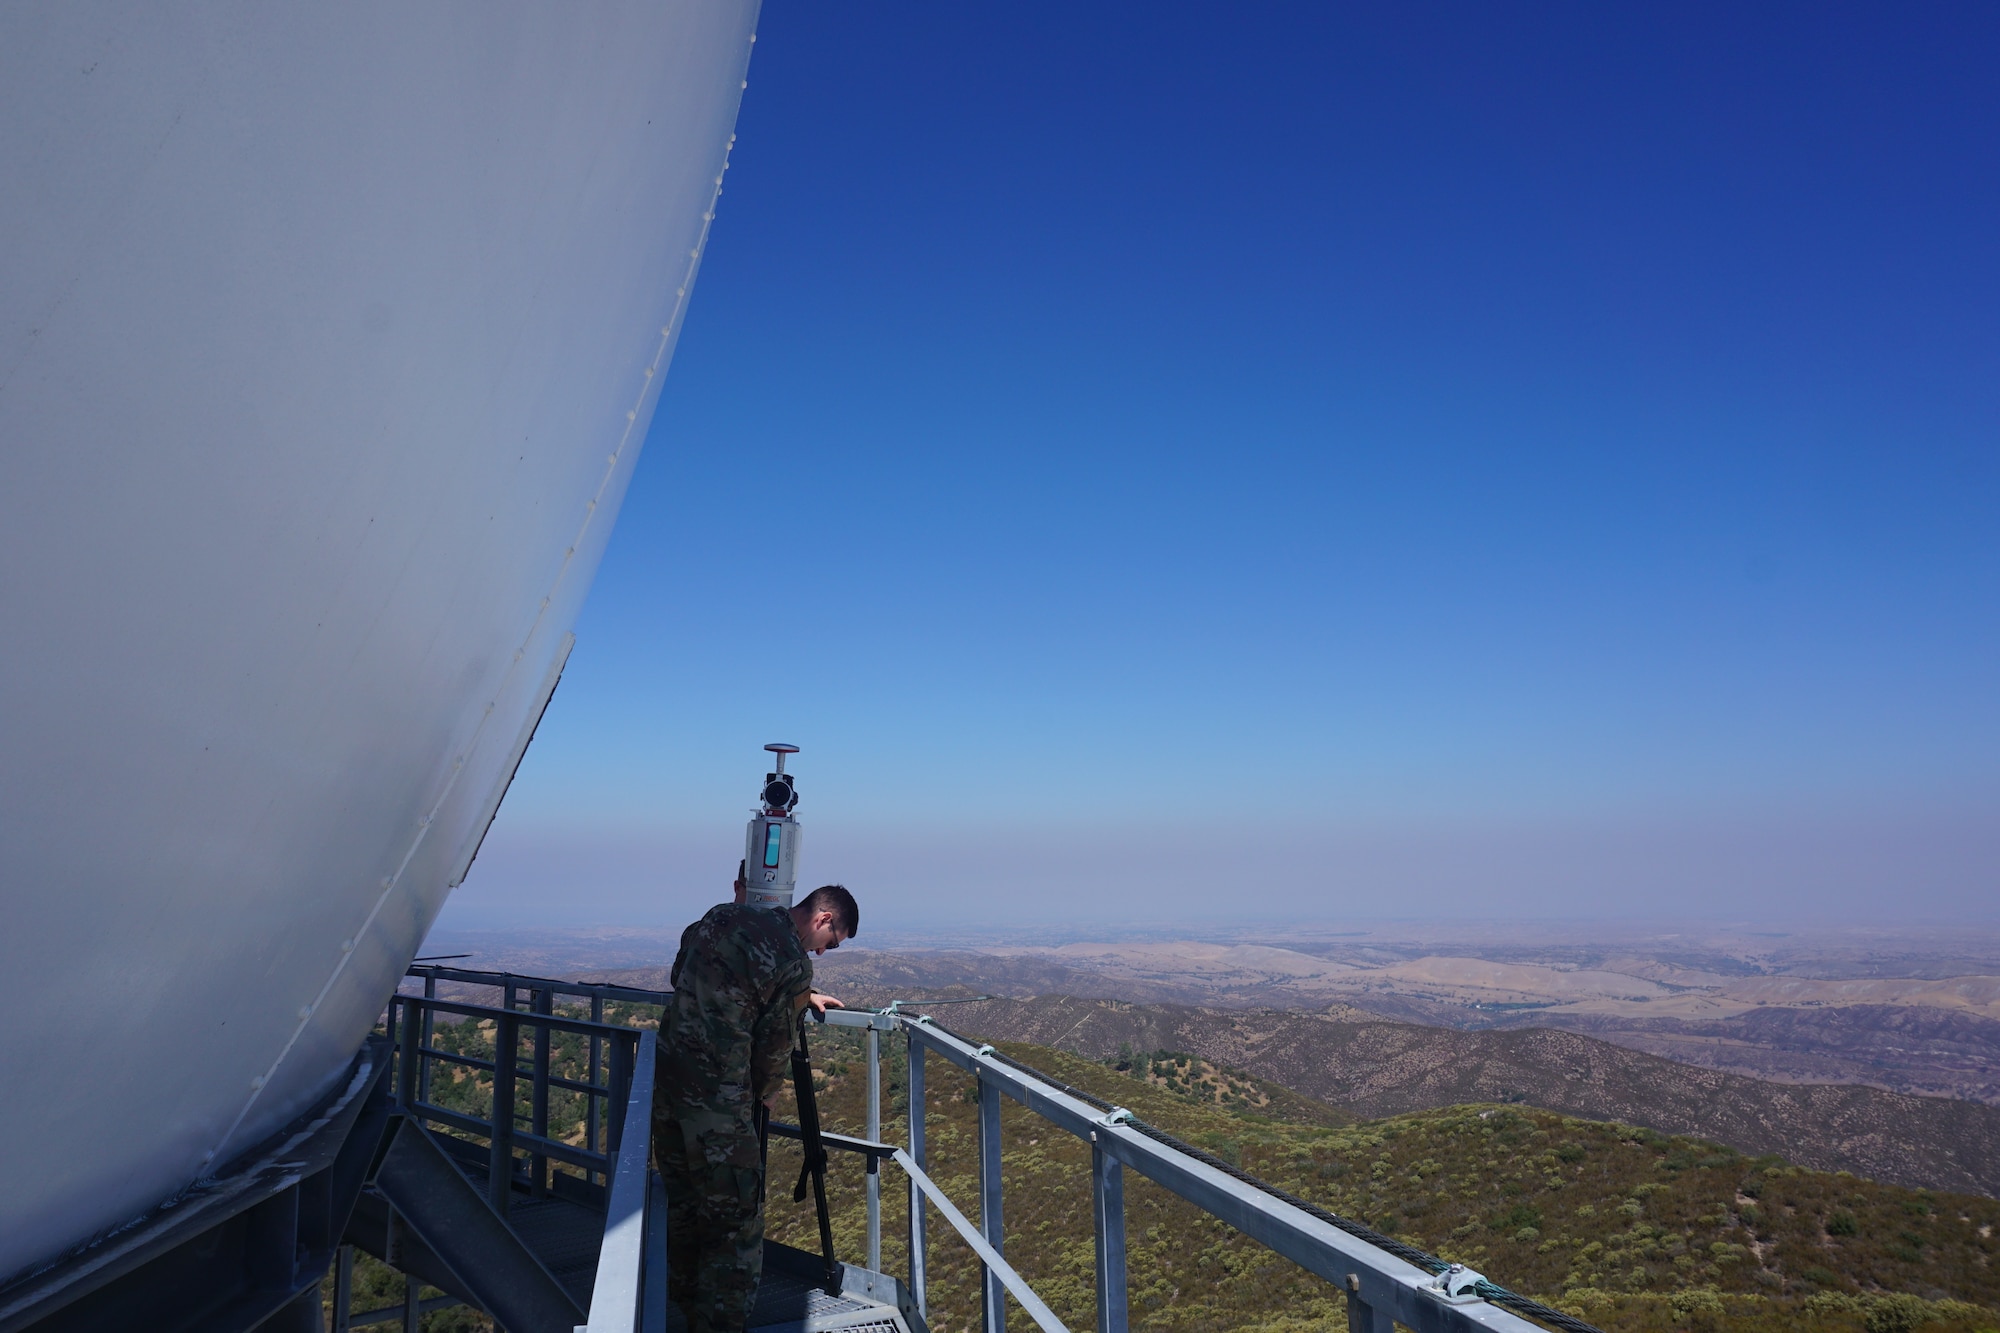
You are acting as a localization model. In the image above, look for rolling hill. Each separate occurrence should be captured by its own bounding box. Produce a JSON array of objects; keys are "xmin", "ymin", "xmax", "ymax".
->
[{"xmin": 767, "ymin": 1027, "xmax": 2000, "ymax": 1333}]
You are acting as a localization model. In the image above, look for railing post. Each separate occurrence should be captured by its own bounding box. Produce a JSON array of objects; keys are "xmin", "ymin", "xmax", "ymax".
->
[
  {"xmin": 606, "ymin": 1031, "xmax": 634, "ymax": 1159},
  {"xmin": 866, "ymin": 1023, "xmax": 882, "ymax": 1273},
  {"xmin": 332, "ymin": 1243, "xmax": 354, "ymax": 1332},
  {"xmin": 583, "ymin": 1030, "xmax": 659, "ymax": 1332},
  {"xmin": 1091, "ymin": 1138, "xmax": 1128, "ymax": 1333},
  {"xmin": 588, "ymin": 995, "xmax": 605, "ymax": 1166},
  {"xmin": 906, "ymin": 1030, "xmax": 927, "ymax": 1320},
  {"xmin": 396, "ymin": 998, "xmax": 418, "ymax": 1109},
  {"xmin": 489, "ymin": 1011, "xmax": 518, "ymax": 1216},
  {"xmin": 419, "ymin": 974, "xmax": 436, "ymax": 1106},
  {"xmin": 978, "ymin": 1070, "xmax": 1005, "ymax": 1333},
  {"xmin": 1345, "ymin": 1279, "xmax": 1394, "ymax": 1333},
  {"xmin": 530, "ymin": 987, "xmax": 552, "ymax": 1197}
]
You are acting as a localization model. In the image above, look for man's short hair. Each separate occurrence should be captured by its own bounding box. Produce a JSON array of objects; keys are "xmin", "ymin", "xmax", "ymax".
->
[{"xmin": 799, "ymin": 883, "xmax": 858, "ymax": 938}]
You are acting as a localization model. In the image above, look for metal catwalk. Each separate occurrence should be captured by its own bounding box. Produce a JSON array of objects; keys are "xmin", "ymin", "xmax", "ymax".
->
[{"xmin": 0, "ymin": 967, "xmax": 1592, "ymax": 1333}]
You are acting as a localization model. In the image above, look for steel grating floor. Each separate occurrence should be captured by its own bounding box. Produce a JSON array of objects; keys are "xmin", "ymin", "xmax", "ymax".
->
[
  {"xmin": 453, "ymin": 1153, "xmax": 912, "ymax": 1333},
  {"xmin": 736, "ymin": 1242, "xmax": 912, "ymax": 1333}
]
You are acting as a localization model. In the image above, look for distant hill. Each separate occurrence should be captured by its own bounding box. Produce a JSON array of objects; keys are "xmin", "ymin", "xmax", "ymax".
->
[
  {"xmin": 569, "ymin": 952, "xmax": 2000, "ymax": 1199},
  {"xmin": 795, "ymin": 945, "xmax": 2000, "ymax": 1106},
  {"xmin": 768, "ymin": 1028, "xmax": 2000, "ymax": 1333},
  {"xmin": 1518, "ymin": 1005, "xmax": 2000, "ymax": 1105},
  {"xmin": 864, "ymin": 993, "xmax": 2000, "ymax": 1200}
]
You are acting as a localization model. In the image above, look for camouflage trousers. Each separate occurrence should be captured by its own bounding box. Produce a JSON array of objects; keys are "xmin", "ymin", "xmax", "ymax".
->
[{"xmin": 657, "ymin": 1112, "xmax": 766, "ymax": 1333}]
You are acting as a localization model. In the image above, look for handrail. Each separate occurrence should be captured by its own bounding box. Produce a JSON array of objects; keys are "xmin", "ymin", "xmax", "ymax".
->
[
  {"xmin": 381, "ymin": 971, "xmax": 1579, "ymax": 1333},
  {"xmin": 387, "ymin": 988, "xmax": 645, "ymax": 1217},
  {"xmin": 901, "ymin": 1017, "xmax": 1554, "ymax": 1333},
  {"xmin": 407, "ymin": 964, "xmax": 670, "ymax": 1007},
  {"xmin": 394, "ymin": 992, "xmax": 647, "ymax": 1041},
  {"xmin": 764, "ymin": 1120, "xmax": 898, "ymax": 1163},
  {"xmin": 579, "ymin": 1029, "xmax": 657, "ymax": 1332},
  {"xmin": 893, "ymin": 1148, "xmax": 1072, "ymax": 1333}
]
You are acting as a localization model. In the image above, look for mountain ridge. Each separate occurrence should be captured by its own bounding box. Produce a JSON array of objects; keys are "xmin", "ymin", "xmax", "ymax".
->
[{"xmin": 836, "ymin": 990, "xmax": 2000, "ymax": 1200}]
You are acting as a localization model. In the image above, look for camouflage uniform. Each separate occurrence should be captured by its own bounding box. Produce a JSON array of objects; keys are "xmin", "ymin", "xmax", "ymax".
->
[{"xmin": 654, "ymin": 903, "xmax": 813, "ymax": 1333}]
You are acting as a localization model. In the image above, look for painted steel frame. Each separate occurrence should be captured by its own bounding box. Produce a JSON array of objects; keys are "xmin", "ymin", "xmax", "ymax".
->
[{"xmin": 0, "ymin": 1043, "xmax": 395, "ymax": 1333}]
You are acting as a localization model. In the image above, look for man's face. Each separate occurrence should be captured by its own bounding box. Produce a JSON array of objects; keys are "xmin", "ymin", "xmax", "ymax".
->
[{"xmin": 801, "ymin": 909, "xmax": 847, "ymax": 956}]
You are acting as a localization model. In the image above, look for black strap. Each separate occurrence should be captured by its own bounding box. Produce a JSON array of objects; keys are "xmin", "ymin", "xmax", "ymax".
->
[
  {"xmin": 754, "ymin": 1101, "xmax": 770, "ymax": 1209},
  {"xmin": 788, "ymin": 1015, "xmax": 841, "ymax": 1293}
]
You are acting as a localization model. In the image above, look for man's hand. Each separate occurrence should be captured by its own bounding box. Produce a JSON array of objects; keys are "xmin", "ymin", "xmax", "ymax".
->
[{"xmin": 807, "ymin": 991, "xmax": 844, "ymax": 1016}]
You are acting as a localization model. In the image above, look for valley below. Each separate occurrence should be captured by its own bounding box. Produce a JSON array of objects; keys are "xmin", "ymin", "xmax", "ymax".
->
[{"xmin": 420, "ymin": 920, "xmax": 2000, "ymax": 1197}]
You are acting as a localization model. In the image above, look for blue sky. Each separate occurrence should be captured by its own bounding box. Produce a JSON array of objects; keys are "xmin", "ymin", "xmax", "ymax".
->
[{"xmin": 442, "ymin": 2, "xmax": 1998, "ymax": 932}]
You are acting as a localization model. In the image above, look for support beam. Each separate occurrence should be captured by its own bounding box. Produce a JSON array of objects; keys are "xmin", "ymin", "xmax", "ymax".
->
[
  {"xmin": 979, "ymin": 1072, "xmax": 1006, "ymax": 1333},
  {"xmin": 1091, "ymin": 1140, "xmax": 1127, "ymax": 1333},
  {"xmin": 370, "ymin": 1118, "xmax": 583, "ymax": 1333},
  {"xmin": 488, "ymin": 1012, "xmax": 518, "ymax": 1216},
  {"xmin": 0, "ymin": 1045, "xmax": 391, "ymax": 1333},
  {"xmin": 907, "ymin": 1035, "xmax": 928, "ymax": 1321},
  {"xmin": 866, "ymin": 1025, "xmax": 882, "ymax": 1274},
  {"xmin": 332, "ymin": 1245, "xmax": 354, "ymax": 1332},
  {"xmin": 256, "ymin": 1281, "xmax": 324, "ymax": 1333},
  {"xmin": 530, "ymin": 988, "xmax": 553, "ymax": 1197},
  {"xmin": 1347, "ymin": 1286, "xmax": 1395, "ymax": 1333}
]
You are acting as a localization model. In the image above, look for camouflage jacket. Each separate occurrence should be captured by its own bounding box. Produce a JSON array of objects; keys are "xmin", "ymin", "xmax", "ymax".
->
[{"xmin": 658, "ymin": 903, "xmax": 813, "ymax": 1118}]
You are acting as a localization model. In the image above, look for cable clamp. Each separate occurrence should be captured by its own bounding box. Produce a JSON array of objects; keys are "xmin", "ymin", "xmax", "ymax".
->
[
  {"xmin": 1427, "ymin": 1264, "xmax": 1485, "ymax": 1303},
  {"xmin": 1095, "ymin": 1107, "xmax": 1133, "ymax": 1127},
  {"xmin": 973, "ymin": 1044, "xmax": 997, "ymax": 1057}
]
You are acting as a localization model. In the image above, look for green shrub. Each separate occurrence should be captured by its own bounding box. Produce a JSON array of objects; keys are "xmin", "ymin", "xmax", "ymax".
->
[
  {"xmin": 1863, "ymin": 1293, "xmax": 1929, "ymax": 1333},
  {"xmin": 1827, "ymin": 1210, "xmax": 1860, "ymax": 1237},
  {"xmin": 1669, "ymin": 1285, "xmax": 1726, "ymax": 1328}
]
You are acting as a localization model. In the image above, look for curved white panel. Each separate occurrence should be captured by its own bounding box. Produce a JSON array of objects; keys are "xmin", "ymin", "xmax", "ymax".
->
[{"xmin": 0, "ymin": 1, "xmax": 758, "ymax": 1280}]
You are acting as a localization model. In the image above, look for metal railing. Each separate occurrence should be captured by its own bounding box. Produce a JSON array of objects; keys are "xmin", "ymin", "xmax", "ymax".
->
[
  {"xmin": 579, "ymin": 1028, "xmax": 660, "ymax": 1333},
  {"xmin": 396, "ymin": 966, "xmax": 670, "ymax": 1198},
  {"xmin": 794, "ymin": 1006, "xmax": 1574, "ymax": 1333},
  {"xmin": 385, "ymin": 984, "xmax": 657, "ymax": 1208},
  {"xmin": 388, "ymin": 968, "xmax": 1586, "ymax": 1333},
  {"xmin": 380, "ymin": 967, "xmax": 670, "ymax": 1333}
]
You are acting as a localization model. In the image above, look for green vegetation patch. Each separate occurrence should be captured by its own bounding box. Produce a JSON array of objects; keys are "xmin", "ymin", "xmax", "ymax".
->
[{"xmin": 764, "ymin": 1027, "xmax": 2000, "ymax": 1333}]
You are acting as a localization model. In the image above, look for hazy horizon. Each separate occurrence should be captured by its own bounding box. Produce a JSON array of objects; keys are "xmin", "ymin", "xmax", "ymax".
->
[{"xmin": 436, "ymin": 803, "xmax": 1995, "ymax": 933}]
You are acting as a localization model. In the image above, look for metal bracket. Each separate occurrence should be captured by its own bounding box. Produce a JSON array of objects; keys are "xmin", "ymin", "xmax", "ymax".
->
[
  {"xmin": 1427, "ymin": 1263, "xmax": 1486, "ymax": 1303},
  {"xmin": 1094, "ymin": 1107, "xmax": 1133, "ymax": 1128}
]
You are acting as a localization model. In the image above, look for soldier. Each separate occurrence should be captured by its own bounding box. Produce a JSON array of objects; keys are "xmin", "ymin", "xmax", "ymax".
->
[{"xmin": 654, "ymin": 882, "xmax": 858, "ymax": 1333}]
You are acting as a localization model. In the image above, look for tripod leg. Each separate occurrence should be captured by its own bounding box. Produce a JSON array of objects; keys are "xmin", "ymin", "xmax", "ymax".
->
[{"xmin": 789, "ymin": 1019, "xmax": 841, "ymax": 1292}]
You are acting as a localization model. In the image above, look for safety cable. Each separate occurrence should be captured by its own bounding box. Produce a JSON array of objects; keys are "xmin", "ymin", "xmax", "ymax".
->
[{"xmin": 918, "ymin": 1018, "xmax": 1607, "ymax": 1333}]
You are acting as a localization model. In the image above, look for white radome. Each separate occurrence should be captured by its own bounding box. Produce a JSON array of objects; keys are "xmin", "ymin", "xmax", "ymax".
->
[{"xmin": 0, "ymin": 1, "xmax": 759, "ymax": 1282}]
